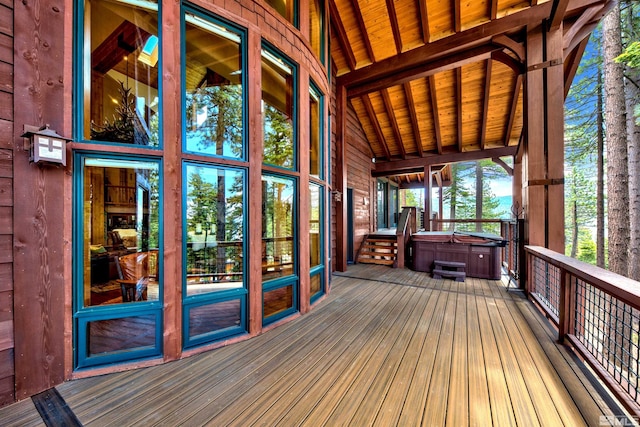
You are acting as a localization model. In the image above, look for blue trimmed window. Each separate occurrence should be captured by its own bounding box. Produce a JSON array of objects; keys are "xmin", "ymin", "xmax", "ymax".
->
[
  {"xmin": 265, "ymin": 0, "xmax": 298, "ymax": 27},
  {"xmin": 75, "ymin": 0, "xmax": 160, "ymax": 147}
]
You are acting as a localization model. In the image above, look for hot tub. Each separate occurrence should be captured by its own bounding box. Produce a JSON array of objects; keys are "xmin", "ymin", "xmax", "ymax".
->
[{"xmin": 411, "ymin": 231, "xmax": 507, "ymax": 280}]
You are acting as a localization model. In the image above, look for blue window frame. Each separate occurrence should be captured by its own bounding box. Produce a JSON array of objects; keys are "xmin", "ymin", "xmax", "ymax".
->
[
  {"xmin": 73, "ymin": 153, "xmax": 163, "ymax": 369},
  {"xmin": 261, "ymin": 44, "xmax": 298, "ymax": 171},
  {"xmin": 310, "ymin": 183, "xmax": 325, "ymax": 304},
  {"xmin": 182, "ymin": 162, "xmax": 248, "ymax": 348},
  {"xmin": 74, "ymin": 0, "xmax": 161, "ymax": 148},
  {"xmin": 182, "ymin": 7, "xmax": 248, "ymax": 160}
]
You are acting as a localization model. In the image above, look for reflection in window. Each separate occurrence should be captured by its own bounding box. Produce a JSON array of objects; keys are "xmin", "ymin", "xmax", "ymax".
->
[
  {"xmin": 185, "ymin": 164, "xmax": 245, "ymax": 296},
  {"xmin": 82, "ymin": 158, "xmax": 160, "ymax": 307},
  {"xmin": 188, "ymin": 300, "xmax": 241, "ymax": 339},
  {"xmin": 262, "ymin": 48, "xmax": 295, "ymax": 169},
  {"xmin": 310, "ymin": 84, "xmax": 322, "ymax": 178},
  {"xmin": 264, "ymin": 285, "xmax": 293, "ymax": 318},
  {"xmin": 309, "ymin": 0, "xmax": 324, "ymax": 61},
  {"xmin": 310, "ymin": 184, "xmax": 321, "ymax": 268},
  {"xmin": 82, "ymin": 0, "xmax": 159, "ymax": 146},
  {"xmin": 265, "ymin": 0, "xmax": 295, "ymax": 25},
  {"xmin": 88, "ymin": 315, "xmax": 157, "ymax": 356},
  {"xmin": 184, "ymin": 13, "xmax": 244, "ymax": 158},
  {"xmin": 262, "ymin": 175, "xmax": 295, "ymax": 281}
]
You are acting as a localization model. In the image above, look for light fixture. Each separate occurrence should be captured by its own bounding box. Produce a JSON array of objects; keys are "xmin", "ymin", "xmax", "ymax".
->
[{"xmin": 21, "ymin": 124, "xmax": 71, "ymax": 166}]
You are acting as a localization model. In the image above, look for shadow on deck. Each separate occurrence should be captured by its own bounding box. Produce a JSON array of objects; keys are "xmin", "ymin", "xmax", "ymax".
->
[{"xmin": 0, "ymin": 264, "xmax": 630, "ymax": 426}]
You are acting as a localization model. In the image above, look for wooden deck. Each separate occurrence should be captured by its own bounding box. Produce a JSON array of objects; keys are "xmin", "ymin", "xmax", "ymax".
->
[{"xmin": 0, "ymin": 265, "xmax": 627, "ymax": 426}]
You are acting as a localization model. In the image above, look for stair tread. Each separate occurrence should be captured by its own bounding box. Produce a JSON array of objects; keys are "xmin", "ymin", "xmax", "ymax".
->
[
  {"xmin": 432, "ymin": 269, "xmax": 466, "ymax": 277},
  {"xmin": 434, "ymin": 260, "xmax": 466, "ymax": 269}
]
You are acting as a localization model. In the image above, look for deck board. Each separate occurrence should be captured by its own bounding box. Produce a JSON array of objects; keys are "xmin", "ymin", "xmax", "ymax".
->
[{"xmin": 0, "ymin": 265, "xmax": 626, "ymax": 426}]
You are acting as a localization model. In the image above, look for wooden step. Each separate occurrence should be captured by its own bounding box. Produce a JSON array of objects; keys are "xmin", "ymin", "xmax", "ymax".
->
[
  {"xmin": 358, "ymin": 258, "xmax": 395, "ymax": 265},
  {"xmin": 434, "ymin": 260, "xmax": 466, "ymax": 269},
  {"xmin": 432, "ymin": 269, "xmax": 466, "ymax": 282}
]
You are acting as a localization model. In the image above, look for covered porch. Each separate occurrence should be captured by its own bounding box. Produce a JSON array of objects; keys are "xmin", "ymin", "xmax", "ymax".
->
[{"xmin": 0, "ymin": 264, "xmax": 626, "ymax": 426}]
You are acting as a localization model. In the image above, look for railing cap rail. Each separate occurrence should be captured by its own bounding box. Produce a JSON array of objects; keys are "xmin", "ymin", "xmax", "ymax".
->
[{"xmin": 525, "ymin": 245, "xmax": 640, "ymax": 309}]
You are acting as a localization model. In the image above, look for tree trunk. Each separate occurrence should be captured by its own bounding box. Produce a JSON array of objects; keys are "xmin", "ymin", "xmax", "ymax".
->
[
  {"xmin": 475, "ymin": 162, "xmax": 483, "ymax": 232},
  {"xmin": 603, "ymin": 4, "xmax": 630, "ymax": 276},
  {"xmin": 597, "ymin": 67, "xmax": 606, "ymax": 268},
  {"xmin": 571, "ymin": 200, "xmax": 578, "ymax": 258},
  {"xmin": 625, "ymin": 3, "xmax": 640, "ymax": 280}
]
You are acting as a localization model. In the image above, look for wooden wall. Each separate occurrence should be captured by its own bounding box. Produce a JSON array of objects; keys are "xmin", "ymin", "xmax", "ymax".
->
[
  {"xmin": 0, "ymin": 0, "xmax": 13, "ymax": 406},
  {"xmin": 345, "ymin": 102, "xmax": 374, "ymax": 261}
]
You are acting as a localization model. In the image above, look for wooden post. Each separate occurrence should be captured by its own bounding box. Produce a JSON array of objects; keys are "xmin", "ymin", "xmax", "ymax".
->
[
  {"xmin": 524, "ymin": 23, "xmax": 565, "ymax": 252},
  {"xmin": 298, "ymin": 72, "xmax": 311, "ymax": 314},
  {"xmin": 424, "ymin": 165, "xmax": 432, "ymax": 231},
  {"xmin": 335, "ymin": 84, "xmax": 347, "ymax": 271}
]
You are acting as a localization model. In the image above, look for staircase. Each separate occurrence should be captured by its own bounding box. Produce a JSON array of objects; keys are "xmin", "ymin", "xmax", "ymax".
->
[{"xmin": 356, "ymin": 235, "xmax": 397, "ymax": 266}]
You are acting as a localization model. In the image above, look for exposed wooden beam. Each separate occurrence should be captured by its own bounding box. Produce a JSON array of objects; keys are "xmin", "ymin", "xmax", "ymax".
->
[
  {"xmin": 362, "ymin": 94, "xmax": 391, "ymax": 161},
  {"xmin": 492, "ymin": 157, "xmax": 514, "ymax": 176},
  {"xmin": 385, "ymin": 0, "xmax": 403, "ymax": 54},
  {"xmin": 491, "ymin": 50, "xmax": 525, "ymax": 75},
  {"xmin": 418, "ymin": 0, "xmax": 430, "ymax": 44},
  {"xmin": 562, "ymin": 4, "xmax": 601, "ymax": 50},
  {"xmin": 480, "ymin": 59, "xmax": 492, "ymax": 150},
  {"xmin": 372, "ymin": 145, "xmax": 517, "ymax": 176},
  {"xmin": 564, "ymin": 36, "xmax": 589, "ymax": 98},
  {"xmin": 329, "ymin": 0, "xmax": 357, "ymax": 71},
  {"xmin": 492, "ymin": 34, "xmax": 525, "ymax": 61},
  {"xmin": 403, "ymin": 82, "xmax": 424, "ymax": 157},
  {"xmin": 381, "ymin": 89, "xmax": 406, "ymax": 158},
  {"xmin": 428, "ymin": 75, "xmax": 443, "ymax": 155},
  {"xmin": 504, "ymin": 73, "xmax": 523, "ymax": 146},
  {"xmin": 456, "ymin": 67, "xmax": 463, "ymax": 152},
  {"xmin": 347, "ymin": 44, "xmax": 496, "ymax": 98},
  {"xmin": 549, "ymin": 0, "xmax": 570, "ymax": 30},
  {"xmin": 453, "ymin": 0, "xmax": 461, "ymax": 32},
  {"xmin": 337, "ymin": 1, "xmax": 555, "ymax": 89},
  {"xmin": 351, "ymin": 0, "xmax": 376, "ymax": 62},
  {"xmin": 490, "ymin": 0, "xmax": 498, "ymax": 20}
]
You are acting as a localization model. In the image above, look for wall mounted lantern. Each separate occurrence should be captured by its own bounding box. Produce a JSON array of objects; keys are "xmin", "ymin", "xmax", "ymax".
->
[{"xmin": 21, "ymin": 124, "xmax": 71, "ymax": 166}]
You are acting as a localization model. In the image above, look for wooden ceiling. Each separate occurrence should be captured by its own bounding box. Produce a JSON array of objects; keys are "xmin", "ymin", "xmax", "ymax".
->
[{"xmin": 330, "ymin": 0, "xmax": 613, "ymax": 183}]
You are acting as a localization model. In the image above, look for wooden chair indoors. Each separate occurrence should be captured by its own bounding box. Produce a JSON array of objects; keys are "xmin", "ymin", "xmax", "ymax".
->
[{"xmin": 115, "ymin": 250, "xmax": 158, "ymax": 302}]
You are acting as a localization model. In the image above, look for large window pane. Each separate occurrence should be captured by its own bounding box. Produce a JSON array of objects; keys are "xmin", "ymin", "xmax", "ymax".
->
[
  {"xmin": 187, "ymin": 299, "xmax": 242, "ymax": 339},
  {"xmin": 185, "ymin": 164, "xmax": 245, "ymax": 296},
  {"xmin": 309, "ymin": 0, "xmax": 324, "ymax": 61},
  {"xmin": 309, "ymin": 84, "xmax": 322, "ymax": 179},
  {"xmin": 82, "ymin": 158, "xmax": 160, "ymax": 307},
  {"xmin": 264, "ymin": 285, "xmax": 293, "ymax": 319},
  {"xmin": 184, "ymin": 13, "xmax": 244, "ymax": 158},
  {"xmin": 262, "ymin": 49, "xmax": 295, "ymax": 169},
  {"xmin": 265, "ymin": 0, "xmax": 295, "ymax": 25},
  {"xmin": 82, "ymin": 0, "xmax": 159, "ymax": 146},
  {"xmin": 310, "ymin": 183, "xmax": 321, "ymax": 268},
  {"xmin": 88, "ymin": 315, "xmax": 157, "ymax": 356},
  {"xmin": 262, "ymin": 175, "xmax": 296, "ymax": 281}
]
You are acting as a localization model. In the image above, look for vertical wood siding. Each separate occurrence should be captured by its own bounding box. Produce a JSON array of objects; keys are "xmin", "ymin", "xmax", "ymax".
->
[{"xmin": 0, "ymin": 0, "xmax": 13, "ymax": 407}]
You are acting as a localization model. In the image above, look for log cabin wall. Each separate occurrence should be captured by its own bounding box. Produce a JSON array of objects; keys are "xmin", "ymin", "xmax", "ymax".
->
[{"xmin": 0, "ymin": 0, "xmax": 13, "ymax": 406}]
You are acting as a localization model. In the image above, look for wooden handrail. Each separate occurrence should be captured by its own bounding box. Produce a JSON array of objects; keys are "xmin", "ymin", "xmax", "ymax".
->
[
  {"xmin": 394, "ymin": 207, "xmax": 415, "ymax": 268},
  {"xmin": 525, "ymin": 245, "xmax": 640, "ymax": 310}
]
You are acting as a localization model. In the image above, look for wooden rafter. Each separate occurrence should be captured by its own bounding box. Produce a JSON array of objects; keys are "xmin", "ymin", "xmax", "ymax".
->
[
  {"xmin": 428, "ymin": 75, "xmax": 443, "ymax": 155},
  {"xmin": 403, "ymin": 82, "xmax": 423, "ymax": 157},
  {"xmin": 453, "ymin": 0, "xmax": 461, "ymax": 32},
  {"xmin": 362, "ymin": 94, "xmax": 391, "ymax": 160},
  {"xmin": 492, "ymin": 157, "xmax": 514, "ymax": 176},
  {"xmin": 480, "ymin": 58, "xmax": 492, "ymax": 150},
  {"xmin": 338, "ymin": 1, "xmax": 555, "ymax": 90},
  {"xmin": 549, "ymin": 0, "xmax": 570, "ymax": 30},
  {"xmin": 347, "ymin": 44, "xmax": 496, "ymax": 98},
  {"xmin": 418, "ymin": 0, "xmax": 430, "ymax": 44},
  {"xmin": 385, "ymin": 0, "xmax": 402, "ymax": 54},
  {"xmin": 491, "ymin": 50, "xmax": 524, "ymax": 75},
  {"xmin": 504, "ymin": 73, "xmax": 523, "ymax": 146},
  {"xmin": 456, "ymin": 67, "xmax": 463, "ymax": 152},
  {"xmin": 381, "ymin": 89, "xmax": 406, "ymax": 159},
  {"xmin": 490, "ymin": 0, "xmax": 498, "ymax": 20},
  {"xmin": 351, "ymin": 0, "xmax": 375, "ymax": 62},
  {"xmin": 329, "ymin": 0, "xmax": 357, "ymax": 71}
]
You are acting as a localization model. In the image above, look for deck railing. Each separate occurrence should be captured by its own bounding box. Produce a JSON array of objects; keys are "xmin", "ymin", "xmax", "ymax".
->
[{"xmin": 525, "ymin": 246, "xmax": 640, "ymax": 418}]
